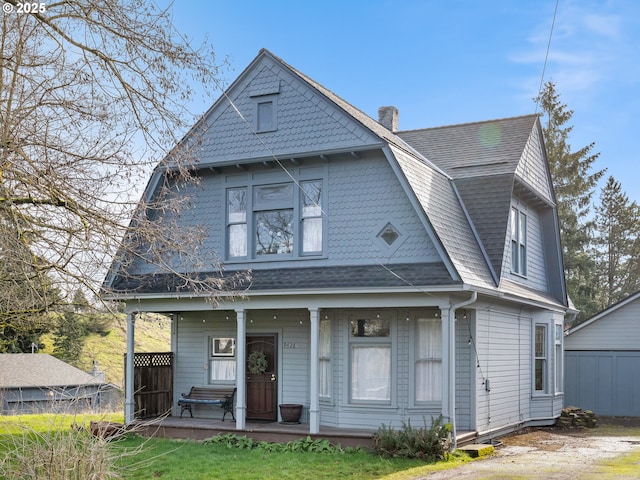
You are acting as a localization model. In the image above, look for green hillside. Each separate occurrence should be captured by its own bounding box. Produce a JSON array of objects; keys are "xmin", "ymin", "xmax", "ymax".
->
[{"xmin": 42, "ymin": 313, "xmax": 171, "ymax": 387}]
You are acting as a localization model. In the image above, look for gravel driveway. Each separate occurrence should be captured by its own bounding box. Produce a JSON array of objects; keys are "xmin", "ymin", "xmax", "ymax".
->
[{"xmin": 416, "ymin": 420, "xmax": 640, "ymax": 479}]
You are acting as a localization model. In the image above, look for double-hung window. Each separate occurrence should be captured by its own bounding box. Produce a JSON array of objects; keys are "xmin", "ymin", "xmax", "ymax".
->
[
  {"xmin": 319, "ymin": 317, "xmax": 331, "ymax": 399},
  {"xmin": 349, "ymin": 316, "xmax": 391, "ymax": 403},
  {"xmin": 415, "ymin": 317, "xmax": 442, "ymax": 402},
  {"xmin": 301, "ymin": 180, "xmax": 323, "ymax": 254},
  {"xmin": 227, "ymin": 188, "xmax": 247, "ymax": 258},
  {"xmin": 511, "ymin": 207, "xmax": 527, "ymax": 276},
  {"xmin": 534, "ymin": 324, "xmax": 547, "ymax": 393}
]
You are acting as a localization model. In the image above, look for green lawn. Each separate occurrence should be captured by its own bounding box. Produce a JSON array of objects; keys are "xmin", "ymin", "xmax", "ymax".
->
[{"xmin": 0, "ymin": 413, "xmax": 471, "ymax": 480}]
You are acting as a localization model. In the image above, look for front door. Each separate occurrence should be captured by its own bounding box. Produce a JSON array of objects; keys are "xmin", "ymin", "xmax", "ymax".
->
[{"xmin": 246, "ymin": 334, "xmax": 277, "ymax": 420}]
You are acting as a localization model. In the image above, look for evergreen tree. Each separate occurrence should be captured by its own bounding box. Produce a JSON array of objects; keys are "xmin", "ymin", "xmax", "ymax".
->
[
  {"xmin": 593, "ymin": 176, "xmax": 640, "ymax": 308},
  {"xmin": 53, "ymin": 312, "xmax": 87, "ymax": 366},
  {"xmin": 535, "ymin": 82, "xmax": 605, "ymax": 321}
]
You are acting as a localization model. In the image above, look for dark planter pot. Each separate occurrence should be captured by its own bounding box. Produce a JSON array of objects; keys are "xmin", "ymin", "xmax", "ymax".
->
[{"xmin": 279, "ymin": 403, "xmax": 303, "ymax": 424}]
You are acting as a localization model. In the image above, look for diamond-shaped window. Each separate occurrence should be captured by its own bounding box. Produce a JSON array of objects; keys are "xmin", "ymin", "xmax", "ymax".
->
[{"xmin": 378, "ymin": 223, "xmax": 400, "ymax": 246}]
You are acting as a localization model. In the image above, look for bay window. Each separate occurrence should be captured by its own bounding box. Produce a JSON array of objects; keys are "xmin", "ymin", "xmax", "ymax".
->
[{"xmin": 534, "ymin": 324, "xmax": 547, "ymax": 392}]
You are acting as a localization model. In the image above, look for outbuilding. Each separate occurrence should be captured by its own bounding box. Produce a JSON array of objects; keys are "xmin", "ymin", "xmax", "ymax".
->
[{"xmin": 564, "ymin": 291, "xmax": 640, "ymax": 416}]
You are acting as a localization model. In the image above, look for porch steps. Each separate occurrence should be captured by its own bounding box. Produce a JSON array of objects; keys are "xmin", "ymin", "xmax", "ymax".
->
[{"xmin": 457, "ymin": 443, "xmax": 495, "ymax": 458}]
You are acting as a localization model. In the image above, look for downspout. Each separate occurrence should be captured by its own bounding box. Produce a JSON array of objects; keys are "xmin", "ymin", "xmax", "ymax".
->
[{"xmin": 448, "ymin": 291, "xmax": 477, "ymax": 451}]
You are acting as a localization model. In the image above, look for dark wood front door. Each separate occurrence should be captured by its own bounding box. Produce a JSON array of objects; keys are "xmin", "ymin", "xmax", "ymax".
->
[{"xmin": 246, "ymin": 334, "xmax": 277, "ymax": 420}]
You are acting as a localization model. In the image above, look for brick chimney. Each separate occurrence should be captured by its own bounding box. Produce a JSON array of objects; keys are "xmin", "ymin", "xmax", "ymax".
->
[{"xmin": 378, "ymin": 106, "xmax": 399, "ymax": 132}]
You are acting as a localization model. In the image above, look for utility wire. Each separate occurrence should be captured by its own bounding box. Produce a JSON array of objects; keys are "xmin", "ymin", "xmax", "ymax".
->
[{"xmin": 535, "ymin": 0, "xmax": 559, "ymax": 113}]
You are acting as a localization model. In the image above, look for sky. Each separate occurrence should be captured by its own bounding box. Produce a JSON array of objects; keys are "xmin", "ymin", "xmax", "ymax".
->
[{"xmin": 167, "ymin": 0, "xmax": 640, "ymax": 203}]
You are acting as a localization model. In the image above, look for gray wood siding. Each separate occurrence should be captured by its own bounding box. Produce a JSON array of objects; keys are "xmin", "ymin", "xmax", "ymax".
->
[
  {"xmin": 565, "ymin": 298, "xmax": 640, "ymax": 351},
  {"xmin": 475, "ymin": 306, "xmax": 532, "ymax": 433},
  {"xmin": 502, "ymin": 198, "xmax": 549, "ymax": 292},
  {"xmin": 455, "ymin": 315, "xmax": 473, "ymax": 431}
]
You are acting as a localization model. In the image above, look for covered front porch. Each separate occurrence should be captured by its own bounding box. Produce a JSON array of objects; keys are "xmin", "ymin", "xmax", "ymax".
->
[
  {"xmin": 122, "ymin": 291, "xmax": 478, "ymax": 445},
  {"xmin": 131, "ymin": 416, "xmax": 477, "ymax": 449}
]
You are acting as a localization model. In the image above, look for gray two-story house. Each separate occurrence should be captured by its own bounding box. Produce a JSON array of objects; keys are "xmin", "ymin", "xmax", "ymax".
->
[{"xmin": 104, "ymin": 49, "xmax": 570, "ymax": 445}]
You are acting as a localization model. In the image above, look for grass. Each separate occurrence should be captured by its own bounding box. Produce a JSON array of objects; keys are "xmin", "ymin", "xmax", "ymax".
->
[
  {"xmin": 115, "ymin": 435, "xmax": 472, "ymax": 480},
  {"xmin": 0, "ymin": 413, "xmax": 473, "ymax": 479}
]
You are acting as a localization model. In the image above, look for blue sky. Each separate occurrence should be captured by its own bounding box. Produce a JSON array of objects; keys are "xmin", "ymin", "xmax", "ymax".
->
[{"xmin": 168, "ymin": 0, "xmax": 640, "ymax": 203}]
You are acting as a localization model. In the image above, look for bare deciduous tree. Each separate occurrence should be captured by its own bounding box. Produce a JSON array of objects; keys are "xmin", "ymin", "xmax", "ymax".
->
[{"xmin": 1, "ymin": 1, "xmax": 242, "ymax": 335}]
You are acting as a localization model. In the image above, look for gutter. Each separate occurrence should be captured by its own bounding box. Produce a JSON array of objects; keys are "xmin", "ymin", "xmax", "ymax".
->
[{"xmin": 448, "ymin": 290, "xmax": 478, "ymax": 451}]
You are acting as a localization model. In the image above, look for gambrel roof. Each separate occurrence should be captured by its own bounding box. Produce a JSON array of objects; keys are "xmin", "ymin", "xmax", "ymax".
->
[{"xmin": 105, "ymin": 49, "xmax": 566, "ymax": 308}]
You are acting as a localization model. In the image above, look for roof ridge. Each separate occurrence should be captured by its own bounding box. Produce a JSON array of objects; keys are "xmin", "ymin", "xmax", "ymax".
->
[{"xmin": 398, "ymin": 113, "xmax": 540, "ymax": 134}]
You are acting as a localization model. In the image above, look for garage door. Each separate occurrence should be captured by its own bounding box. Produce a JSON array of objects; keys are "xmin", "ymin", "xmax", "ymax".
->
[{"xmin": 564, "ymin": 351, "xmax": 640, "ymax": 416}]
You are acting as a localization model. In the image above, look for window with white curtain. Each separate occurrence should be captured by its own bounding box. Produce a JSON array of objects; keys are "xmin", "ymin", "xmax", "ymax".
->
[
  {"xmin": 227, "ymin": 188, "xmax": 247, "ymax": 258},
  {"xmin": 415, "ymin": 317, "xmax": 442, "ymax": 402},
  {"xmin": 209, "ymin": 337, "xmax": 236, "ymax": 383},
  {"xmin": 349, "ymin": 317, "xmax": 391, "ymax": 403},
  {"xmin": 319, "ymin": 317, "xmax": 331, "ymax": 399}
]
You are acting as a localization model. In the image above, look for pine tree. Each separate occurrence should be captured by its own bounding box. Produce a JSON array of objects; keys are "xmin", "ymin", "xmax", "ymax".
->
[
  {"xmin": 53, "ymin": 312, "xmax": 87, "ymax": 366},
  {"xmin": 535, "ymin": 82, "xmax": 605, "ymax": 321},
  {"xmin": 593, "ymin": 176, "xmax": 640, "ymax": 308}
]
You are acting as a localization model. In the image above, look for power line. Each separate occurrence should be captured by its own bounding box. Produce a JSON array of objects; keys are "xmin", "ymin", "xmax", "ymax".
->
[{"xmin": 535, "ymin": 0, "xmax": 559, "ymax": 113}]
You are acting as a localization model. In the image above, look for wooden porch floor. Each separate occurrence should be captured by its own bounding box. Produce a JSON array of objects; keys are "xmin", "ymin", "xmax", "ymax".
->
[{"xmin": 131, "ymin": 416, "xmax": 476, "ymax": 450}]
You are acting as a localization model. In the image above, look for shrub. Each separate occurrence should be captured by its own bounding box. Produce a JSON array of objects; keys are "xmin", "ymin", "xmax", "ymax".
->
[{"xmin": 373, "ymin": 415, "xmax": 451, "ymax": 462}]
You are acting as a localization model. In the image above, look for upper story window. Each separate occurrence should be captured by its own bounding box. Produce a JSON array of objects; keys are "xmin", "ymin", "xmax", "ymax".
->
[
  {"xmin": 511, "ymin": 207, "xmax": 527, "ymax": 276},
  {"xmin": 254, "ymin": 93, "xmax": 278, "ymax": 133},
  {"xmin": 255, "ymin": 183, "xmax": 294, "ymax": 256},
  {"xmin": 226, "ymin": 179, "xmax": 324, "ymax": 260},
  {"xmin": 257, "ymin": 101, "xmax": 275, "ymax": 131}
]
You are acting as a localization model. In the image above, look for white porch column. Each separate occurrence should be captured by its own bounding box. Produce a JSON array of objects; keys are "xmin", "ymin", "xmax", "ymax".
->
[
  {"xmin": 124, "ymin": 311, "xmax": 136, "ymax": 425},
  {"xmin": 308, "ymin": 307, "xmax": 320, "ymax": 434},
  {"xmin": 440, "ymin": 306, "xmax": 453, "ymax": 426},
  {"xmin": 235, "ymin": 309, "xmax": 247, "ymax": 430}
]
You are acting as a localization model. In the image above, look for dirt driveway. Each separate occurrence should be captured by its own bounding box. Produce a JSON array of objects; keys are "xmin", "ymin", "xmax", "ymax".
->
[{"xmin": 416, "ymin": 418, "xmax": 640, "ymax": 479}]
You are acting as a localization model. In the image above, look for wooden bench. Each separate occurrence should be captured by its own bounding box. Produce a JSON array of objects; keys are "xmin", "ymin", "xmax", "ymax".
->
[{"xmin": 178, "ymin": 387, "xmax": 236, "ymax": 420}]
